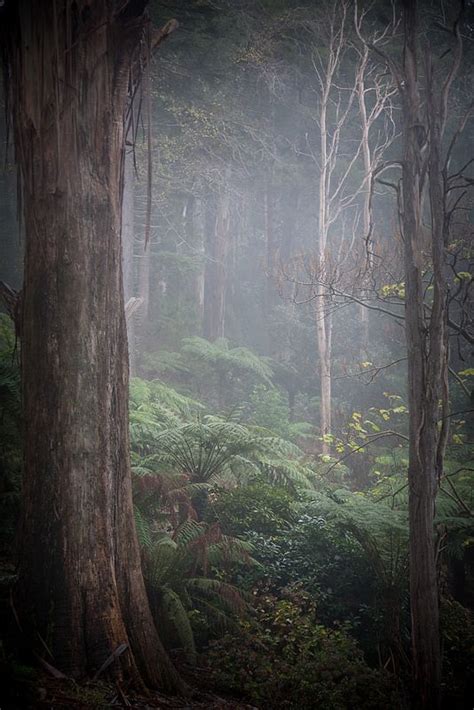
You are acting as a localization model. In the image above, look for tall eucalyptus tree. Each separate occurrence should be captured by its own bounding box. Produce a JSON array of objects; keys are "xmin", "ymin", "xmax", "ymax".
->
[
  {"xmin": 1, "ymin": 0, "xmax": 182, "ymax": 690},
  {"xmin": 357, "ymin": 0, "xmax": 470, "ymax": 705}
]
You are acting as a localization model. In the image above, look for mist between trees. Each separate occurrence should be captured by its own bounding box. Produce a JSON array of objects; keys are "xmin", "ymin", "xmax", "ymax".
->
[{"xmin": 0, "ymin": 1, "xmax": 473, "ymax": 709}]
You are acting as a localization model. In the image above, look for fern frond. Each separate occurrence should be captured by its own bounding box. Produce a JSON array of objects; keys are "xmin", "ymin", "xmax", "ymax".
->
[
  {"xmin": 134, "ymin": 505, "xmax": 153, "ymax": 549},
  {"xmin": 181, "ymin": 336, "xmax": 273, "ymax": 384},
  {"xmin": 158, "ymin": 586, "xmax": 197, "ymax": 664}
]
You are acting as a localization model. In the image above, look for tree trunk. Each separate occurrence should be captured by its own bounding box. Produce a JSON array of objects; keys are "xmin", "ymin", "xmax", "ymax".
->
[
  {"xmin": 264, "ymin": 177, "xmax": 276, "ymax": 299},
  {"xmin": 357, "ymin": 48, "xmax": 372, "ymax": 356},
  {"xmin": 316, "ymin": 73, "xmax": 332, "ymax": 456},
  {"xmin": 203, "ymin": 190, "xmax": 230, "ymax": 341},
  {"xmin": 315, "ymin": 299, "xmax": 332, "ymax": 454},
  {"xmin": 123, "ymin": 147, "xmax": 137, "ymax": 375},
  {"xmin": 5, "ymin": 0, "xmax": 182, "ymax": 690},
  {"xmin": 135, "ymin": 237, "xmax": 151, "ymax": 363},
  {"xmin": 401, "ymin": 3, "xmax": 447, "ymax": 705},
  {"xmin": 194, "ymin": 198, "xmax": 206, "ymax": 329}
]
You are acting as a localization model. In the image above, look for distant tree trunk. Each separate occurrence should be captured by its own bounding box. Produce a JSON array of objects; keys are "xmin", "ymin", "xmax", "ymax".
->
[
  {"xmin": 193, "ymin": 198, "xmax": 206, "ymax": 329},
  {"xmin": 315, "ymin": 298, "xmax": 332, "ymax": 454},
  {"xmin": 264, "ymin": 176, "xmax": 276, "ymax": 296},
  {"xmin": 4, "ymin": 0, "xmax": 182, "ymax": 690},
  {"xmin": 203, "ymin": 189, "xmax": 230, "ymax": 341},
  {"xmin": 357, "ymin": 48, "xmax": 373, "ymax": 355},
  {"xmin": 316, "ymin": 64, "xmax": 332, "ymax": 456},
  {"xmin": 136, "ymin": 238, "xmax": 151, "ymax": 356},
  {"xmin": 281, "ymin": 184, "xmax": 299, "ymax": 261},
  {"xmin": 263, "ymin": 177, "xmax": 276, "ymax": 349}
]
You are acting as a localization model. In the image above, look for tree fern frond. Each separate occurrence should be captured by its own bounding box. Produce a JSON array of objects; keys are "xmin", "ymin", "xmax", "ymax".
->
[
  {"xmin": 186, "ymin": 577, "xmax": 248, "ymax": 615},
  {"xmin": 158, "ymin": 586, "xmax": 197, "ymax": 664},
  {"xmin": 173, "ymin": 519, "xmax": 207, "ymax": 546},
  {"xmin": 181, "ymin": 336, "xmax": 274, "ymax": 384},
  {"xmin": 134, "ymin": 505, "xmax": 152, "ymax": 549}
]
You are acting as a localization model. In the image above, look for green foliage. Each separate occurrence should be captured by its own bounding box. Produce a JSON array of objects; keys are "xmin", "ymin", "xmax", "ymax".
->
[
  {"xmin": 182, "ymin": 337, "xmax": 273, "ymax": 384},
  {"xmin": 129, "ymin": 377, "xmax": 313, "ymax": 498},
  {"xmin": 240, "ymin": 510, "xmax": 383, "ymax": 644},
  {"xmin": 140, "ymin": 350, "xmax": 190, "ymax": 378},
  {"xmin": 150, "ymin": 414, "xmax": 312, "ymax": 490},
  {"xmin": 436, "ymin": 466, "xmax": 474, "ymax": 560},
  {"xmin": 440, "ymin": 597, "xmax": 474, "ymax": 703},
  {"xmin": 205, "ymin": 591, "xmax": 399, "ymax": 709},
  {"xmin": 142, "ymin": 520, "xmax": 253, "ymax": 661},
  {"xmin": 211, "ymin": 482, "xmax": 298, "ymax": 536},
  {"xmin": 126, "ymin": 363, "xmax": 473, "ymax": 701},
  {"xmin": 246, "ymin": 384, "xmax": 313, "ymax": 442},
  {"xmin": 305, "ymin": 489, "xmax": 409, "ymax": 591},
  {"xmin": 129, "ymin": 377, "xmax": 202, "ymax": 450}
]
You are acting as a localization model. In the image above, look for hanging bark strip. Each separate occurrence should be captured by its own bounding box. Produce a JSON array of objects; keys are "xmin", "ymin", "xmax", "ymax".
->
[{"xmin": 2, "ymin": 0, "xmax": 183, "ymax": 691}]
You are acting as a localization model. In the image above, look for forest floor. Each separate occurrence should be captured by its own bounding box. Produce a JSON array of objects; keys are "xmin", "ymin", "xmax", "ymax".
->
[
  {"xmin": 0, "ymin": 556, "xmax": 257, "ymax": 710},
  {"xmin": 1, "ymin": 673, "xmax": 259, "ymax": 709}
]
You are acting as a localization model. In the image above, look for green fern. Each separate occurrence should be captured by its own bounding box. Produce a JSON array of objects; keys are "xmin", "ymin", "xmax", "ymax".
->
[
  {"xmin": 304, "ymin": 488, "xmax": 409, "ymax": 589},
  {"xmin": 157, "ymin": 587, "xmax": 197, "ymax": 663},
  {"xmin": 142, "ymin": 520, "xmax": 253, "ymax": 661},
  {"xmin": 134, "ymin": 505, "xmax": 153, "ymax": 549},
  {"xmin": 181, "ymin": 336, "xmax": 274, "ymax": 384},
  {"xmin": 150, "ymin": 415, "xmax": 312, "ymax": 489}
]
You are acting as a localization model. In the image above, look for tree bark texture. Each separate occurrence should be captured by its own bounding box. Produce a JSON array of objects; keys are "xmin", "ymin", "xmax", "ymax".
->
[
  {"xmin": 316, "ymin": 75, "xmax": 332, "ymax": 456},
  {"xmin": 122, "ymin": 147, "xmax": 137, "ymax": 375},
  {"xmin": 4, "ymin": 0, "xmax": 182, "ymax": 690},
  {"xmin": 400, "ymin": 2, "xmax": 449, "ymax": 705}
]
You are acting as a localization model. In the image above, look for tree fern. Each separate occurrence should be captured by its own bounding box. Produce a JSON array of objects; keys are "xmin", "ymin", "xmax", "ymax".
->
[
  {"xmin": 150, "ymin": 415, "xmax": 312, "ymax": 489},
  {"xmin": 156, "ymin": 586, "xmax": 197, "ymax": 664},
  {"xmin": 304, "ymin": 489, "xmax": 409, "ymax": 590},
  {"xmin": 181, "ymin": 336, "xmax": 274, "ymax": 385},
  {"xmin": 141, "ymin": 519, "xmax": 253, "ymax": 661},
  {"xmin": 134, "ymin": 505, "xmax": 153, "ymax": 550}
]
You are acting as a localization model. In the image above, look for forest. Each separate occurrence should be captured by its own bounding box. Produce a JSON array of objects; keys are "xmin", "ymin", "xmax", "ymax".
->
[{"xmin": 0, "ymin": 0, "xmax": 473, "ymax": 708}]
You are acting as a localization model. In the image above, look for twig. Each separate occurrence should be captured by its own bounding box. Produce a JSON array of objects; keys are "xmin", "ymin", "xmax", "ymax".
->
[
  {"xmin": 93, "ymin": 643, "xmax": 129, "ymax": 681},
  {"xmin": 323, "ymin": 430, "xmax": 408, "ymax": 475}
]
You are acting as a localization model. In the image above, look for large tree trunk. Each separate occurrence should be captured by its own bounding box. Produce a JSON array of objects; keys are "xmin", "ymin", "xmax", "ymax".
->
[
  {"xmin": 5, "ymin": 0, "xmax": 182, "ymax": 690},
  {"xmin": 123, "ymin": 147, "xmax": 137, "ymax": 375},
  {"xmin": 401, "ymin": 2, "xmax": 447, "ymax": 705}
]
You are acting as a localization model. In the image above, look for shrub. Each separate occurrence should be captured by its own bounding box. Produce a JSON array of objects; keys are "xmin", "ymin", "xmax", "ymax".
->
[{"xmin": 204, "ymin": 591, "xmax": 399, "ymax": 709}]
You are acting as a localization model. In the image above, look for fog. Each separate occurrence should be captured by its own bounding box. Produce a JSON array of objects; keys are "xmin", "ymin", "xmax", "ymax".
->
[{"xmin": 0, "ymin": 1, "xmax": 473, "ymax": 707}]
